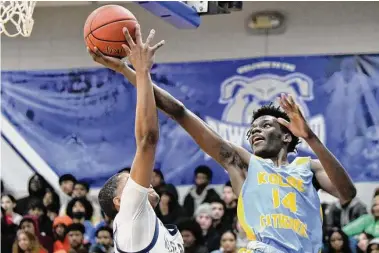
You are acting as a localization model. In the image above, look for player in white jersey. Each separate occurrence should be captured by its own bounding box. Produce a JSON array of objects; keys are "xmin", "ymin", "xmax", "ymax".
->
[{"xmin": 96, "ymin": 25, "xmax": 184, "ymax": 253}]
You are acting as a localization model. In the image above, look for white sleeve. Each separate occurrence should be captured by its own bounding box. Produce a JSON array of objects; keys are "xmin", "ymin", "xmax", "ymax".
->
[{"xmin": 114, "ymin": 177, "xmax": 157, "ymax": 252}]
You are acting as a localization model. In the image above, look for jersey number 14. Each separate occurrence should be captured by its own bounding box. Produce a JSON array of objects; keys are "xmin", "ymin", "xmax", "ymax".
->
[{"xmin": 272, "ymin": 188, "xmax": 297, "ymax": 213}]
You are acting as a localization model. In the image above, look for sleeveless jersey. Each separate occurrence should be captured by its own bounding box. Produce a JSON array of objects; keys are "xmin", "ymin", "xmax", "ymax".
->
[
  {"xmin": 237, "ymin": 155, "xmax": 323, "ymax": 253},
  {"xmin": 114, "ymin": 217, "xmax": 184, "ymax": 253}
]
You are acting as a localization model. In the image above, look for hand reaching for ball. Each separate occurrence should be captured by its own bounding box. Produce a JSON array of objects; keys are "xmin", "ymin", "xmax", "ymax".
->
[
  {"xmin": 122, "ymin": 24, "xmax": 165, "ymax": 72},
  {"xmin": 88, "ymin": 24, "xmax": 165, "ymax": 73}
]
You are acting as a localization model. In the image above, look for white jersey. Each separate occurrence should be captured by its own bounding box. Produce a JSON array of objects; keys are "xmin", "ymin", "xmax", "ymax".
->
[{"xmin": 113, "ymin": 178, "xmax": 184, "ymax": 253}]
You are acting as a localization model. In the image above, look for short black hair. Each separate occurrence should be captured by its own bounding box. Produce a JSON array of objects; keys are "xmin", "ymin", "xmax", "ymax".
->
[
  {"xmin": 251, "ymin": 104, "xmax": 300, "ymax": 153},
  {"xmin": 177, "ymin": 218, "xmax": 204, "ymax": 245},
  {"xmin": 95, "ymin": 226, "xmax": 113, "ymax": 239},
  {"xmin": 98, "ymin": 173, "xmax": 123, "ymax": 219},
  {"xmin": 28, "ymin": 199, "xmax": 46, "ymax": 214},
  {"xmin": 75, "ymin": 181, "xmax": 90, "ymax": 192},
  {"xmin": 194, "ymin": 165, "xmax": 213, "ymax": 181},
  {"xmin": 67, "ymin": 223, "xmax": 85, "ymax": 234},
  {"xmin": 59, "ymin": 174, "xmax": 77, "ymax": 185},
  {"xmin": 118, "ymin": 167, "xmax": 131, "ymax": 173}
]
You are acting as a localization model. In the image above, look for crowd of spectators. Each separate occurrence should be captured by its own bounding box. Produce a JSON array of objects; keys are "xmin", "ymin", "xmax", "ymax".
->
[{"xmin": 1, "ymin": 165, "xmax": 379, "ymax": 253}]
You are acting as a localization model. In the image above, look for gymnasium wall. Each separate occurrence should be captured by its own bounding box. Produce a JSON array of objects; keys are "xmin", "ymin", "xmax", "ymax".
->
[{"xmin": 2, "ymin": 1, "xmax": 379, "ymax": 205}]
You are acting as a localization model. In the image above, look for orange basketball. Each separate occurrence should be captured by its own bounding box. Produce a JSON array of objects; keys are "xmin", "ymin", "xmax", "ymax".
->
[{"xmin": 84, "ymin": 5, "xmax": 138, "ymax": 58}]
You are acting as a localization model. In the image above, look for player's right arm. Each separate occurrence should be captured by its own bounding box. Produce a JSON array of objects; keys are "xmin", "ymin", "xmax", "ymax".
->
[
  {"xmin": 88, "ymin": 33, "xmax": 249, "ymax": 196},
  {"xmin": 125, "ymin": 25, "xmax": 165, "ymax": 188}
]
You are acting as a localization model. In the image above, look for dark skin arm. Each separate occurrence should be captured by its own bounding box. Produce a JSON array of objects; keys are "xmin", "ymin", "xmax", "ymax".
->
[
  {"xmin": 124, "ymin": 25, "xmax": 165, "ymax": 188},
  {"xmin": 278, "ymin": 94, "xmax": 356, "ymax": 204},
  {"xmin": 88, "ymin": 30, "xmax": 248, "ymax": 195}
]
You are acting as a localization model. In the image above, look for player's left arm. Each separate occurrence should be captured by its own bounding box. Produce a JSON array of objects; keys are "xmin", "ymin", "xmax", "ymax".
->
[{"xmin": 278, "ymin": 94, "xmax": 356, "ymax": 204}]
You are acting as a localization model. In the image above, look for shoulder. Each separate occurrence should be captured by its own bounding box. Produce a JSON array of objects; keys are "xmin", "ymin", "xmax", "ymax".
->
[{"xmin": 220, "ymin": 141, "xmax": 251, "ymax": 169}]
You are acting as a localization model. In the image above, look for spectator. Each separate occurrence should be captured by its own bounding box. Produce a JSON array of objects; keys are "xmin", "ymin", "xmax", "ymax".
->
[
  {"xmin": 12, "ymin": 230, "xmax": 47, "ymax": 253},
  {"xmin": 183, "ymin": 165, "xmax": 220, "ymax": 217},
  {"xmin": 195, "ymin": 203, "xmax": 220, "ymax": 252},
  {"xmin": 66, "ymin": 197, "xmax": 95, "ymax": 245},
  {"xmin": 151, "ymin": 169, "xmax": 166, "ymax": 194},
  {"xmin": 211, "ymin": 198, "xmax": 231, "ymax": 234},
  {"xmin": 94, "ymin": 211, "xmax": 113, "ymax": 231},
  {"xmin": 356, "ymin": 232, "xmax": 374, "ymax": 253},
  {"xmin": 367, "ymin": 238, "xmax": 379, "ymax": 253},
  {"xmin": 177, "ymin": 218, "xmax": 208, "ymax": 253},
  {"xmin": 43, "ymin": 188, "xmax": 61, "ymax": 211},
  {"xmin": 222, "ymin": 181, "xmax": 237, "ymax": 226},
  {"xmin": 2, "ymin": 194, "xmax": 23, "ymax": 225},
  {"xmin": 53, "ymin": 216, "xmax": 73, "ymax": 253},
  {"xmin": 2, "ymin": 206, "xmax": 18, "ymax": 253},
  {"xmin": 46, "ymin": 204, "xmax": 60, "ymax": 223},
  {"xmin": 232, "ymin": 218, "xmax": 249, "ymax": 250},
  {"xmin": 67, "ymin": 223, "xmax": 89, "ymax": 253},
  {"xmin": 155, "ymin": 184, "xmax": 185, "ymax": 225},
  {"xmin": 19, "ymin": 216, "xmax": 53, "ymax": 253},
  {"xmin": 324, "ymin": 227, "xmax": 352, "ymax": 253},
  {"xmin": 343, "ymin": 198, "xmax": 379, "ymax": 238},
  {"xmin": 72, "ymin": 181, "xmax": 90, "ymax": 199},
  {"xmin": 89, "ymin": 226, "xmax": 113, "ymax": 253},
  {"xmin": 59, "ymin": 174, "xmax": 77, "ymax": 197},
  {"xmin": 16, "ymin": 174, "xmax": 51, "ymax": 215},
  {"xmin": 211, "ymin": 230, "xmax": 238, "ymax": 253},
  {"xmin": 325, "ymin": 197, "xmax": 367, "ymax": 232},
  {"xmin": 27, "ymin": 199, "xmax": 54, "ymax": 238}
]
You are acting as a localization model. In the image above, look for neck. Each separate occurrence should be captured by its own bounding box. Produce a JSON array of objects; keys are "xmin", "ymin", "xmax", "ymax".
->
[
  {"xmin": 5, "ymin": 209, "xmax": 13, "ymax": 215},
  {"xmin": 269, "ymin": 149, "xmax": 288, "ymax": 167},
  {"xmin": 226, "ymin": 201, "xmax": 237, "ymax": 208},
  {"xmin": 213, "ymin": 219, "xmax": 221, "ymax": 227}
]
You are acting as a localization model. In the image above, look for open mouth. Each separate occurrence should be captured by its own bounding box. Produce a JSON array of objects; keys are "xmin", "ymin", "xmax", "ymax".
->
[{"xmin": 252, "ymin": 135, "xmax": 265, "ymax": 145}]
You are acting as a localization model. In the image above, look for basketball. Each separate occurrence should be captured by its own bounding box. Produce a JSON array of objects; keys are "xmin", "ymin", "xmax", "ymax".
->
[{"xmin": 84, "ymin": 5, "xmax": 138, "ymax": 58}]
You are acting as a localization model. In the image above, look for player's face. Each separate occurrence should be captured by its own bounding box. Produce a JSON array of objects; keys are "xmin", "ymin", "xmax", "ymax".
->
[
  {"xmin": 330, "ymin": 231, "xmax": 344, "ymax": 251},
  {"xmin": 248, "ymin": 116, "xmax": 290, "ymax": 158},
  {"xmin": 220, "ymin": 232, "xmax": 236, "ymax": 252}
]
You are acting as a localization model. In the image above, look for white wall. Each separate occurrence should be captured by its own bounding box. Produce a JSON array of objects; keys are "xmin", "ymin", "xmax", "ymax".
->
[
  {"xmin": 2, "ymin": 1, "xmax": 379, "ymax": 70},
  {"xmin": 1, "ymin": 1, "xmax": 379, "ymax": 206}
]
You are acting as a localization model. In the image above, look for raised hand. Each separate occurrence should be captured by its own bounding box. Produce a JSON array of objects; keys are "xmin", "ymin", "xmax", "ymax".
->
[
  {"xmin": 87, "ymin": 46, "xmax": 126, "ymax": 73},
  {"xmin": 277, "ymin": 93, "xmax": 313, "ymax": 139},
  {"xmin": 122, "ymin": 24, "xmax": 165, "ymax": 72}
]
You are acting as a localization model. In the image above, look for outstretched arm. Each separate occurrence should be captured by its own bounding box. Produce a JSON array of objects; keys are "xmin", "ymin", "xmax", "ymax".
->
[
  {"xmin": 278, "ymin": 94, "xmax": 356, "ymax": 204},
  {"xmin": 125, "ymin": 25, "xmax": 165, "ymax": 188},
  {"xmin": 88, "ymin": 34, "xmax": 249, "ymax": 195}
]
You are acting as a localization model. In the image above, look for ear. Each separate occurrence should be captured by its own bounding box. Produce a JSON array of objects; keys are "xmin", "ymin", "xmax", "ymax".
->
[
  {"xmin": 282, "ymin": 132, "xmax": 292, "ymax": 145},
  {"xmin": 113, "ymin": 197, "xmax": 121, "ymax": 210}
]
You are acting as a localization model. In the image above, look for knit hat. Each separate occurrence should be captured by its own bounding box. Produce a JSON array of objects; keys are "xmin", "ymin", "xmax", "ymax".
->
[
  {"xmin": 194, "ymin": 203, "xmax": 212, "ymax": 218},
  {"xmin": 53, "ymin": 215, "xmax": 73, "ymax": 228}
]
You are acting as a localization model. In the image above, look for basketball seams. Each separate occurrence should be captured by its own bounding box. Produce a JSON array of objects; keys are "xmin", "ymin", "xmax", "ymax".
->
[
  {"xmin": 88, "ymin": 18, "xmax": 136, "ymax": 40},
  {"xmin": 87, "ymin": 34, "xmax": 124, "ymax": 58}
]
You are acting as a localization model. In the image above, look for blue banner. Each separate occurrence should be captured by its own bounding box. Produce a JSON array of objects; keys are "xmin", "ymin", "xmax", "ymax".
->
[{"xmin": 2, "ymin": 54, "xmax": 379, "ymax": 186}]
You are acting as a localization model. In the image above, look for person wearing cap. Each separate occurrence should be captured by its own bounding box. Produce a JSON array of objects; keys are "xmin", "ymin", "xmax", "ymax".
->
[
  {"xmin": 53, "ymin": 216, "xmax": 73, "ymax": 253},
  {"xmin": 367, "ymin": 238, "xmax": 379, "ymax": 253}
]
